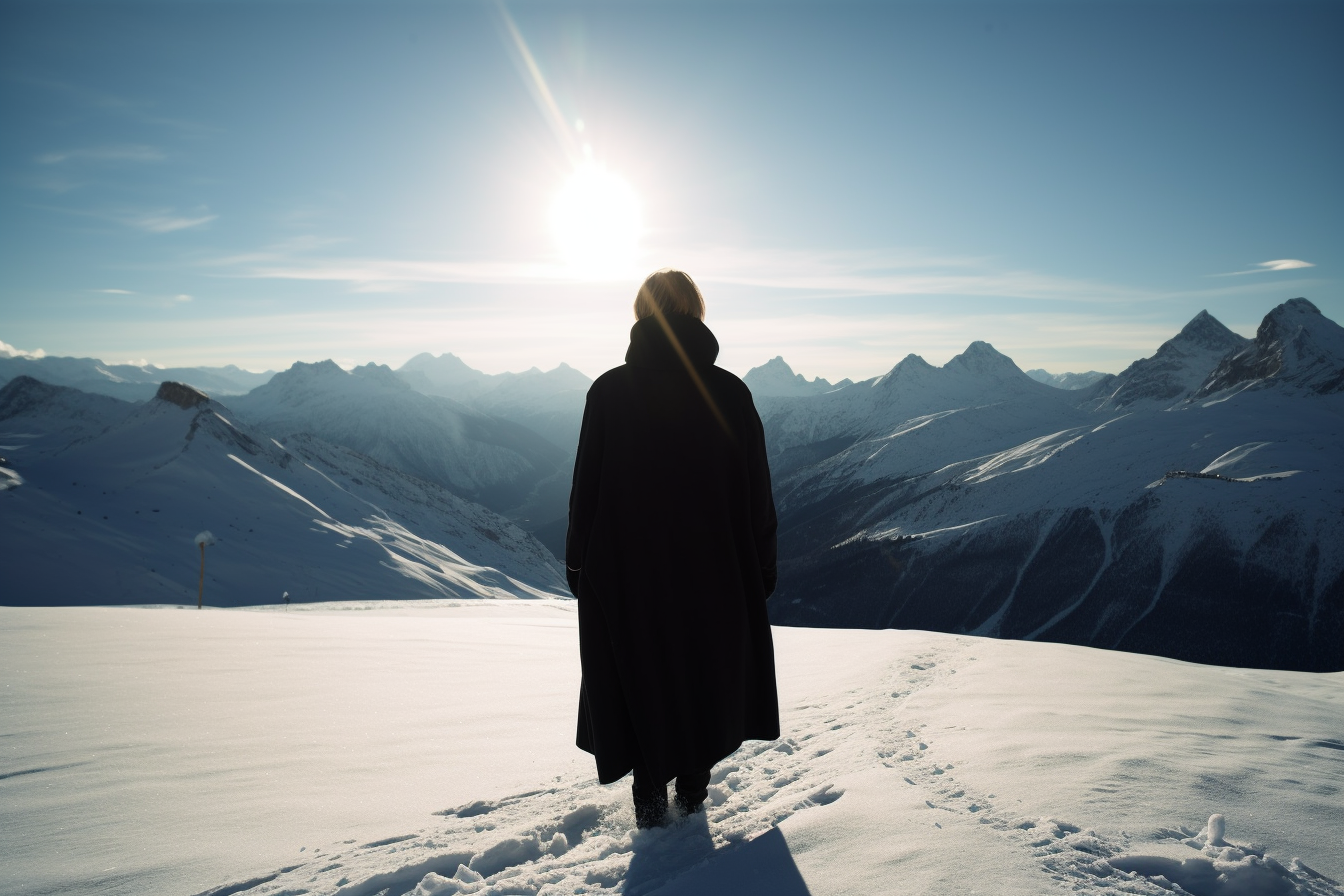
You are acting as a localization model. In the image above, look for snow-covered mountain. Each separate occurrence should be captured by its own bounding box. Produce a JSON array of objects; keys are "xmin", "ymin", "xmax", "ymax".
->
[
  {"xmin": 1195, "ymin": 297, "xmax": 1344, "ymax": 397},
  {"xmin": 761, "ymin": 301, "xmax": 1344, "ymax": 672},
  {"xmin": 1082, "ymin": 310, "xmax": 1250, "ymax": 411},
  {"xmin": 0, "ymin": 378, "xmax": 566, "ymax": 606},
  {"xmin": 391, "ymin": 353, "xmax": 593, "ymax": 555},
  {"xmin": 743, "ymin": 356, "xmax": 851, "ymax": 398},
  {"xmin": 1025, "ymin": 368, "xmax": 1110, "ymax": 390},
  {"xmin": 229, "ymin": 360, "xmax": 568, "ymax": 515},
  {"xmin": 0, "ymin": 350, "xmax": 274, "ymax": 400},
  {"xmin": 397, "ymin": 352, "xmax": 591, "ymax": 448},
  {"xmin": 756, "ymin": 341, "xmax": 1079, "ymax": 478}
]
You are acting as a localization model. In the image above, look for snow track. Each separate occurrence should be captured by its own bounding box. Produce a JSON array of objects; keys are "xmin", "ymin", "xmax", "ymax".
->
[{"xmin": 183, "ymin": 633, "xmax": 1341, "ymax": 896}]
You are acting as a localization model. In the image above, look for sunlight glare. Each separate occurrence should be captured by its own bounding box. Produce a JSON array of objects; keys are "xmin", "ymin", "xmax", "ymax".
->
[{"xmin": 550, "ymin": 164, "xmax": 642, "ymax": 278}]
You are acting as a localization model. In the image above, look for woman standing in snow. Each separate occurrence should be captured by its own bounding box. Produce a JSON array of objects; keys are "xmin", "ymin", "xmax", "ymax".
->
[{"xmin": 566, "ymin": 269, "xmax": 780, "ymax": 829}]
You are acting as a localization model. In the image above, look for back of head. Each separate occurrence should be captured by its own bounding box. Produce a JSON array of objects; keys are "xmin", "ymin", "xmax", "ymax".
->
[{"xmin": 634, "ymin": 269, "xmax": 706, "ymax": 321}]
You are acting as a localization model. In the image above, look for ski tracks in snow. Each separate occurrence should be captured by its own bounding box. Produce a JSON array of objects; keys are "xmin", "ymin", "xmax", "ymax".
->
[{"xmin": 196, "ymin": 644, "xmax": 1341, "ymax": 896}]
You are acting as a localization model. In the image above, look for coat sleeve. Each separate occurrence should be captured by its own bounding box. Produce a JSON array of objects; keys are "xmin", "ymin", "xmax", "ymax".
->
[
  {"xmin": 746, "ymin": 396, "xmax": 779, "ymax": 599},
  {"xmin": 565, "ymin": 387, "xmax": 605, "ymax": 597}
]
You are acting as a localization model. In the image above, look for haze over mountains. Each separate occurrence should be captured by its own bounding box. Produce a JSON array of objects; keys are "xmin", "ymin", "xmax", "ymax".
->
[{"xmin": 3, "ymin": 298, "xmax": 1341, "ymax": 670}]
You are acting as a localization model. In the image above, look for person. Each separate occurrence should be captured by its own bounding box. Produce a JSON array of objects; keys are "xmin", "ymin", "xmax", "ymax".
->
[{"xmin": 566, "ymin": 268, "xmax": 780, "ymax": 829}]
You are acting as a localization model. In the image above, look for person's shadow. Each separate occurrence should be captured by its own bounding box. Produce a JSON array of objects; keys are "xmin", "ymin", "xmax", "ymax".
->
[{"xmin": 624, "ymin": 817, "xmax": 813, "ymax": 896}]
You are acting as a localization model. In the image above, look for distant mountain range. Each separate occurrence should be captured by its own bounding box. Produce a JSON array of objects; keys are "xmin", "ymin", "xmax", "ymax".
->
[
  {"xmin": 0, "ymin": 352, "xmax": 274, "ymax": 401},
  {"xmin": 1024, "ymin": 368, "xmax": 1109, "ymax": 390},
  {"xmin": 758, "ymin": 298, "xmax": 1343, "ymax": 672},
  {"xmin": 0, "ymin": 377, "xmax": 565, "ymax": 607},
  {"xmin": 3, "ymin": 299, "xmax": 1340, "ymax": 670},
  {"xmin": 742, "ymin": 356, "xmax": 852, "ymax": 397}
]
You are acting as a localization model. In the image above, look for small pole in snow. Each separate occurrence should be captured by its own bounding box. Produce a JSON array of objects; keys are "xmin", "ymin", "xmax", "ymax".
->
[{"xmin": 194, "ymin": 531, "xmax": 216, "ymax": 608}]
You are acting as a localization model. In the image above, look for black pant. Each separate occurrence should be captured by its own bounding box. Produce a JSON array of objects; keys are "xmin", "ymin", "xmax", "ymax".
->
[{"xmin": 632, "ymin": 766, "xmax": 711, "ymax": 807}]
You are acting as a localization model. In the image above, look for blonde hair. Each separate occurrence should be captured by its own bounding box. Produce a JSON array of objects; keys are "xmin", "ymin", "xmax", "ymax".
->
[{"xmin": 634, "ymin": 269, "xmax": 706, "ymax": 321}]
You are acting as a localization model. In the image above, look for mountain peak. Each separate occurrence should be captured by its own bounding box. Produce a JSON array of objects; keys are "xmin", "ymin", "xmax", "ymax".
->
[
  {"xmin": 155, "ymin": 381, "xmax": 210, "ymax": 409},
  {"xmin": 288, "ymin": 359, "xmax": 346, "ymax": 377},
  {"xmin": 1195, "ymin": 298, "xmax": 1344, "ymax": 397},
  {"xmin": 351, "ymin": 362, "xmax": 409, "ymax": 390},
  {"xmin": 743, "ymin": 356, "xmax": 836, "ymax": 397},
  {"xmin": 1173, "ymin": 310, "xmax": 1245, "ymax": 353},
  {"xmin": 945, "ymin": 341, "xmax": 1024, "ymax": 379},
  {"xmin": 1258, "ymin": 297, "xmax": 1322, "ymax": 344}
]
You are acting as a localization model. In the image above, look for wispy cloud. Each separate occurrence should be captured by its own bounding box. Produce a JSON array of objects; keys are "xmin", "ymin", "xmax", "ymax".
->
[
  {"xmin": 94, "ymin": 288, "xmax": 135, "ymax": 295},
  {"xmin": 37, "ymin": 145, "xmax": 166, "ymax": 165},
  {"xmin": 1213, "ymin": 259, "xmax": 1316, "ymax": 277},
  {"xmin": 205, "ymin": 243, "xmax": 1243, "ymax": 307},
  {"xmin": 0, "ymin": 340, "xmax": 47, "ymax": 360},
  {"xmin": 120, "ymin": 209, "xmax": 217, "ymax": 233}
]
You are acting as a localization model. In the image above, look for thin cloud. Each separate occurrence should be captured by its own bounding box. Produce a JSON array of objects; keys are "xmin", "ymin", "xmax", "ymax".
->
[
  {"xmin": 94, "ymin": 288, "xmax": 135, "ymax": 295},
  {"xmin": 211, "ymin": 245, "xmax": 1155, "ymax": 304},
  {"xmin": 37, "ymin": 145, "xmax": 166, "ymax": 165},
  {"xmin": 1213, "ymin": 259, "xmax": 1316, "ymax": 277},
  {"xmin": 121, "ymin": 209, "xmax": 217, "ymax": 233}
]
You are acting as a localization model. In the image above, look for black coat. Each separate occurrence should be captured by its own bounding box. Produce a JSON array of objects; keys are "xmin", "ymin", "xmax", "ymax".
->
[{"xmin": 566, "ymin": 313, "xmax": 780, "ymax": 786}]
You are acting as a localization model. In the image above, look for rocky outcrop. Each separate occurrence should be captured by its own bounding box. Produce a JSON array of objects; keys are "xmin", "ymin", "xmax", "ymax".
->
[
  {"xmin": 155, "ymin": 381, "xmax": 211, "ymax": 409},
  {"xmin": 1086, "ymin": 310, "xmax": 1250, "ymax": 410},
  {"xmin": 1195, "ymin": 298, "xmax": 1344, "ymax": 397}
]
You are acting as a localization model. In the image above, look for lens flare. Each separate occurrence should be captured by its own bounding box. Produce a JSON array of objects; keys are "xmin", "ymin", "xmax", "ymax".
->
[{"xmin": 550, "ymin": 164, "xmax": 641, "ymax": 278}]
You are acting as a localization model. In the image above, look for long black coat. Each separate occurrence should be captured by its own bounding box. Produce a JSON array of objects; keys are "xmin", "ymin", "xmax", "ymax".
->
[{"xmin": 566, "ymin": 312, "xmax": 780, "ymax": 786}]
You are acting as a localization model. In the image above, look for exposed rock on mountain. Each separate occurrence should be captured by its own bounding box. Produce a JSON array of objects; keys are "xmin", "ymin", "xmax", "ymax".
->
[
  {"xmin": 0, "ymin": 380, "xmax": 565, "ymax": 606},
  {"xmin": 1195, "ymin": 298, "xmax": 1344, "ymax": 397},
  {"xmin": 0, "ymin": 375, "xmax": 129, "ymax": 437},
  {"xmin": 1083, "ymin": 310, "xmax": 1250, "ymax": 410},
  {"xmin": 757, "ymin": 341, "xmax": 1074, "ymax": 478},
  {"xmin": 761, "ymin": 301, "xmax": 1344, "ymax": 671}
]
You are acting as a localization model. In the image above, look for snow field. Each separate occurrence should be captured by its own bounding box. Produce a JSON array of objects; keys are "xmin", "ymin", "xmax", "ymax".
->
[{"xmin": 2, "ymin": 603, "xmax": 1341, "ymax": 896}]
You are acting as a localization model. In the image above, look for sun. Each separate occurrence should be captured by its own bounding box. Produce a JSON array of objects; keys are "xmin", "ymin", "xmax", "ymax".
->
[{"xmin": 549, "ymin": 163, "xmax": 642, "ymax": 278}]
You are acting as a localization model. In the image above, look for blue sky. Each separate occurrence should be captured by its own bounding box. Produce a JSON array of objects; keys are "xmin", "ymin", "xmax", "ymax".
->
[{"xmin": 2, "ymin": 1, "xmax": 1340, "ymax": 382}]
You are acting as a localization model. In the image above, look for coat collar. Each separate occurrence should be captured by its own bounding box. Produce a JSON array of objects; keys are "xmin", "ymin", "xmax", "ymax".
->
[{"xmin": 625, "ymin": 313, "xmax": 720, "ymax": 370}]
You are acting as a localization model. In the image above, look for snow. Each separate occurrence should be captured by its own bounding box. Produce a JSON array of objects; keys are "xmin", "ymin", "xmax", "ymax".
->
[
  {"xmin": 2, "ymin": 602, "xmax": 1339, "ymax": 896},
  {"xmin": 0, "ymin": 381, "xmax": 566, "ymax": 606}
]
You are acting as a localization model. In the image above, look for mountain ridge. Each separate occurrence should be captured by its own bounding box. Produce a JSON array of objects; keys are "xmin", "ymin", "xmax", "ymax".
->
[{"xmin": 0, "ymin": 377, "xmax": 566, "ymax": 606}]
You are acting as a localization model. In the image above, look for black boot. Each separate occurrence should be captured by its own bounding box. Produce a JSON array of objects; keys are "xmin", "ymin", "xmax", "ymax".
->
[
  {"xmin": 632, "ymin": 777, "xmax": 668, "ymax": 829},
  {"xmin": 674, "ymin": 769, "xmax": 711, "ymax": 817}
]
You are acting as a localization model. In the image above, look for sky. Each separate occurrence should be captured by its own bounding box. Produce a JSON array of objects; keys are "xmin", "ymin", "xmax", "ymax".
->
[{"xmin": 1, "ymin": 0, "xmax": 1340, "ymax": 383}]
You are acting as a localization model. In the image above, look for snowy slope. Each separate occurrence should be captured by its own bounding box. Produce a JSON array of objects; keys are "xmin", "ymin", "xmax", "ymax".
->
[
  {"xmin": 0, "ymin": 351, "xmax": 274, "ymax": 400},
  {"xmin": 762, "ymin": 301, "xmax": 1344, "ymax": 671},
  {"xmin": 0, "ymin": 376, "xmax": 129, "ymax": 466},
  {"xmin": 230, "ymin": 361, "xmax": 567, "ymax": 513},
  {"xmin": 1, "ymin": 603, "xmax": 1339, "ymax": 896},
  {"xmin": 1082, "ymin": 310, "xmax": 1250, "ymax": 411},
  {"xmin": 1196, "ymin": 298, "xmax": 1344, "ymax": 398},
  {"xmin": 756, "ymin": 341, "xmax": 1077, "ymax": 478},
  {"xmin": 394, "ymin": 353, "xmax": 593, "ymax": 555},
  {"xmin": 0, "ymin": 379, "xmax": 566, "ymax": 606}
]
